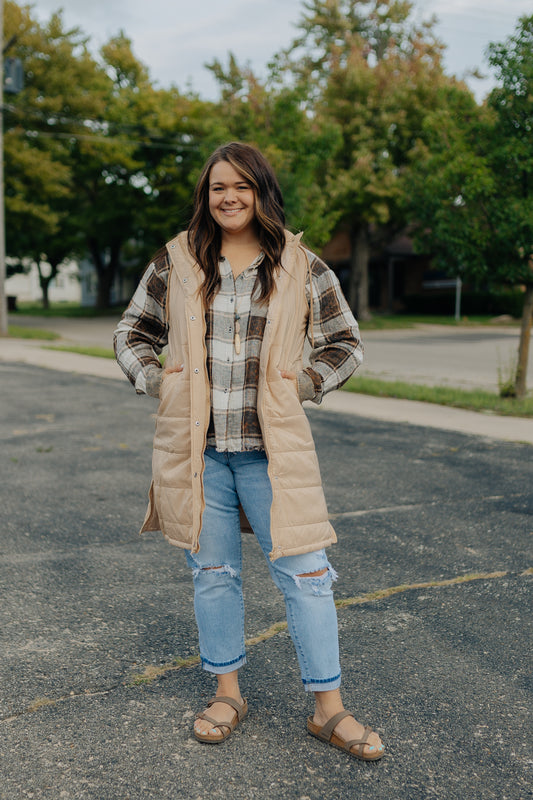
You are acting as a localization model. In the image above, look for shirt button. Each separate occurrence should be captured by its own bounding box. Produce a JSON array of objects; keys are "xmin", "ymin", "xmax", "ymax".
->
[{"xmin": 229, "ymin": 326, "xmax": 232, "ymax": 332}]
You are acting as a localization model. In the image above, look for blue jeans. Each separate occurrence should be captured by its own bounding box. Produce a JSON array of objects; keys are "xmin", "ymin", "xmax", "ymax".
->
[{"xmin": 185, "ymin": 447, "xmax": 341, "ymax": 692}]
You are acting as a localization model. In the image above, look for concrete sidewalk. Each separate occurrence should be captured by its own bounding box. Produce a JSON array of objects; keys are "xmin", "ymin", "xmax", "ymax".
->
[
  {"xmin": 2, "ymin": 333, "xmax": 533, "ymax": 445},
  {"xmin": 1, "ymin": 363, "xmax": 531, "ymax": 800}
]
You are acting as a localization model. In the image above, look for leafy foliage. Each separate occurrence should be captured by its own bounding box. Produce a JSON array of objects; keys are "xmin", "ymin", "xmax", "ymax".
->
[{"xmin": 406, "ymin": 15, "xmax": 533, "ymax": 395}]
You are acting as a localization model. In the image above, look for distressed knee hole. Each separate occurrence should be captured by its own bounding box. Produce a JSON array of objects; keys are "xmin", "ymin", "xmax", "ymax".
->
[
  {"xmin": 296, "ymin": 568, "xmax": 328, "ymax": 579},
  {"xmin": 292, "ymin": 564, "xmax": 338, "ymax": 592},
  {"xmin": 191, "ymin": 563, "xmax": 238, "ymax": 579}
]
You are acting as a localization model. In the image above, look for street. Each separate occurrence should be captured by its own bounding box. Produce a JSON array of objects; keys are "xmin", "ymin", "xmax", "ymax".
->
[{"xmin": 9, "ymin": 314, "xmax": 531, "ymax": 392}]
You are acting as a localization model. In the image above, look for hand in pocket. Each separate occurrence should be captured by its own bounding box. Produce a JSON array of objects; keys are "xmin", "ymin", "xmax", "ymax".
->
[
  {"xmin": 279, "ymin": 369, "xmax": 298, "ymax": 394},
  {"xmin": 164, "ymin": 363, "xmax": 184, "ymax": 377}
]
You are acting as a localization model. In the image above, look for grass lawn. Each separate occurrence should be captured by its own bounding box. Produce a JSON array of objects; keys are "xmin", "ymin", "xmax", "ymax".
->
[
  {"xmin": 43, "ymin": 344, "xmax": 116, "ymax": 359},
  {"xmin": 7, "ymin": 325, "xmax": 60, "ymax": 340},
  {"xmin": 10, "ymin": 301, "xmax": 125, "ymax": 318},
  {"xmin": 343, "ymin": 375, "xmax": 533, "ymax": 417}
]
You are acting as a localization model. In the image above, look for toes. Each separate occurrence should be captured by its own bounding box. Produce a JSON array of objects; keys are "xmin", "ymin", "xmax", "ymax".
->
[
  {"xmin": 194, "ymin": 722, "xmax": 219, "ymax": 737},
  {"xmin": 360, "ymin": 734, "xmax": 384, "ymax": 756}
]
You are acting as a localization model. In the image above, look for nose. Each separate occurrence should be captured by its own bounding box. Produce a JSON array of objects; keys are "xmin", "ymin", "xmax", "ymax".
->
[{"xmin": 224, "ymin": 187, "xmax": 238, "ymax": 203}]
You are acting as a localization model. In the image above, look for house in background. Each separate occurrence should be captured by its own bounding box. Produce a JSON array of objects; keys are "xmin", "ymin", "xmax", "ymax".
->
[
  {"xmin": 321, "ymin": 230, "xmax": 457, "ymax": 314},
  {"xmin": 6, "ymin": 258, "xmax": 134, "ymax": 309},
  {"xmin": 5, "ymin": 259, "xmax": 81, "ymax": 307}
]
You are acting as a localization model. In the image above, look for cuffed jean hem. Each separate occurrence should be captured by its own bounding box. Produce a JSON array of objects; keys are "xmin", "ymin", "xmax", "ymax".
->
[
  {"xmin": 201, "ymin": 654, "xmax": 247, "ymax": 675},
  {"xmin": 302, "ymin": 672, "xmax": 342, "ymax": 693}
]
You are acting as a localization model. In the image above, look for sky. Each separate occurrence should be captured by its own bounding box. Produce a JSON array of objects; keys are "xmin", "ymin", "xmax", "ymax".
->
[{"xmin": 31, "ymin": 0, "xmax": 532, "ymax": 102}]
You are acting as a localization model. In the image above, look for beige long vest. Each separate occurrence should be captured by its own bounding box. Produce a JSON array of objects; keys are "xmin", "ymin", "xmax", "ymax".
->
[{"xmin": 141, "ymin": 229, "xmax": 336, "ymax": 561}]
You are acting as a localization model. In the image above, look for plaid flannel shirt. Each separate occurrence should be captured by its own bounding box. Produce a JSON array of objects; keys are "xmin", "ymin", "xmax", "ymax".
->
[{"xmin": 114, "ymin": 247, "xmax": 363, "ymax": 452}]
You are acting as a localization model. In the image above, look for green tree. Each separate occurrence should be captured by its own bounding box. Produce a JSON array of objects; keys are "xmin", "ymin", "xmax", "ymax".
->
[
  {"xmin": 279, "ymin": 0, "xmax": 459, "ymax": 318},
  {"xmin": 4, "ymin": 4, "xmax": 218, "ymax": 308},
  {"xmin": 207, "ymin": 53, "xmax": 341, "ymax": 250},
  {"xmin": 68, "ymin": 33, "xmax": 221, "ymax": 307},
  {"xmin": 486, "ymin": 15, "xmax": 533, "ymax": 397},
  {"xmin": 406, "ymin": 16, "xmax": 533, "ymax": 397},
  {"xmin": 3, "ymin": 2, "xmax": 103, "ymax": 305}
]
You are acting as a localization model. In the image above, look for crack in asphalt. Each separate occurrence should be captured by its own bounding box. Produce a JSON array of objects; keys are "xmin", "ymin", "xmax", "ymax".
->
[{"xmin": 2, "ymin": 567, "xmax": 531, "ymax": 724}]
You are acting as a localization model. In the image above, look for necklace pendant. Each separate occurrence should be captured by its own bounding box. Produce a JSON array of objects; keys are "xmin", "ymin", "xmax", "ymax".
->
[{"xmin": 234, "ymin": 332, "xmax": 241, "ymax": 355}]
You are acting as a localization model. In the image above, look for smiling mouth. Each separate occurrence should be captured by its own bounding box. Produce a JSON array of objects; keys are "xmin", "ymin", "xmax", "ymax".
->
[{"xmin": 221, "ymin": 208, "xmax": 244, "ymax": 214}]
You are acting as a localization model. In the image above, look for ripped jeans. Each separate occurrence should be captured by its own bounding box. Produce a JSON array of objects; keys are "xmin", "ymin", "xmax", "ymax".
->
[{"xmin": 185, "ymin": 447, "xmax": 341, "ymax": 692}]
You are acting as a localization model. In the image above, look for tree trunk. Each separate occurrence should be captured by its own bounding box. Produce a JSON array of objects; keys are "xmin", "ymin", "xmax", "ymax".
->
[
  {"xmin": 349, "ymin": 225, "xmax": 371, "ymax": 321},
  {"xmin": 41, "ymin": 281, "xmax": 50, "ymax": 310},
  {"xmin": 36, "ymin": 260, "xmax": 58, "ymax": 310},
  {"xmin": 89, "ymin": 239, "xmax": 120, "ymax": 309},
  {"xmin": 514, "ymin": 283, "xmax": 533, "ymax": 399},
  {"xmin": 96, "ymin": 269, "xmax": 114, "ymax": 310}
]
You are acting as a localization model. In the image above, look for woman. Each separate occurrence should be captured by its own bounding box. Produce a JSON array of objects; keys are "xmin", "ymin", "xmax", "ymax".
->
[{"xmin": 114, "ymin": 142, "xmax": 384, "ymax": 760}]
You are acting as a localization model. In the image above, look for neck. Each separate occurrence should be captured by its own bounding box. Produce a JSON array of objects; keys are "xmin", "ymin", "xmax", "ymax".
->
[{"xmin": 220, "ymin": 229, "xmax": 260, "ymax": 250}]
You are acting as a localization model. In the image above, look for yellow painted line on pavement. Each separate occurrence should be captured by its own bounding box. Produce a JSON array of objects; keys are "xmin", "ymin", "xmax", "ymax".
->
[{"xmin": 128, "ymin": 569, "xmax": 514, "ymax": 685}]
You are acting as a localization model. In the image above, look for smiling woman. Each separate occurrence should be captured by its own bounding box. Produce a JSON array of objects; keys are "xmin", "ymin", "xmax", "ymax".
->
[{"xmin": 113, "ymin": 142, "xmax": 383, "ymax": 759}]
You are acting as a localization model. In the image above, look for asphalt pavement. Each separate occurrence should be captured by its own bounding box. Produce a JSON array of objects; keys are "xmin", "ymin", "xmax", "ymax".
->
[{"xmin": 0, "ymin": 358, "xmax": 531, "ymax": 800}]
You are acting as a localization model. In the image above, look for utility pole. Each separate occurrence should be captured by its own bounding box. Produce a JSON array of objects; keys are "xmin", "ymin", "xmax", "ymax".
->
[{"xmin": 0, "ymin": 0, "xmax": 7, "ymax": 336}]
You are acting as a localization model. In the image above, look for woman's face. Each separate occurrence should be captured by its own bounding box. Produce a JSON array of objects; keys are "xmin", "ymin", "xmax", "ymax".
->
[{"xmin": 208, "ymin": 160, "xmax": 257, "ymax": 238}]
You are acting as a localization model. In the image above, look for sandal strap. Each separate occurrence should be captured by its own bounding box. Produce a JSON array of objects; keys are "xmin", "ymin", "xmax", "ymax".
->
[
  {"xmin": 319, "ymin": 710, "xmax": 354, "ymax": 741},
  {"xmin": 196, "ymin": 713, "xmax": 219, "ymax": 726},
  {"xmin": 206, "ymin": 696, "xmax": 246, "ymax": 720},
  {"xmin": 343, "ymin": 726, "xmax": 373, "ymax": 753},
  {"xmin": 196, "ymin": 712, "xmax": 233, "ymax": 734}
]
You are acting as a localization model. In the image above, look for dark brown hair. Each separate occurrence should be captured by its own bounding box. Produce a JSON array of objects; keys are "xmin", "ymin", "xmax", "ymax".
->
[{"xmin": 187, "ymin": 142, "xmax": 286, "ymax": 307}]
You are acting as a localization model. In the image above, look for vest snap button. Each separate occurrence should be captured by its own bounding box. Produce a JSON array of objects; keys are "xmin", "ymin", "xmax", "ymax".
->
[
  {"xmin": 190, "ymin": 315, "xmax": 196, "ymax": 320},
  {"xmin": 194, "ymin": 368, "xmax": 199, "ymax": 374}
]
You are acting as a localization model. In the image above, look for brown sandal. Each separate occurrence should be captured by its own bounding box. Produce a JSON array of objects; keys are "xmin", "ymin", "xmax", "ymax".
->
[
  {"xmin": 307, "ymin": 710, "xmax": 384, "ymax": 761},
  {"xmin": 194, "ymin": 696, "xmax": 248, "ymax": 744}
]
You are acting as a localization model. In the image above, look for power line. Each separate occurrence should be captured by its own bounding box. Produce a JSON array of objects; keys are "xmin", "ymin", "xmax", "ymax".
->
[{"xmin": 8, "ymin": 125, "xmax": 194, "ymax": 151}]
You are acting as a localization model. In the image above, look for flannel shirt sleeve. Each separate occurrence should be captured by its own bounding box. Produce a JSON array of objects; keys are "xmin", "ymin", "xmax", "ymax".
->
[
  {"xmin": 113, "ymin": 251, "xmax": 169, "ymax": 395},
  {"xmin": 301, "ymin": 251, "xmax": 363, "ymax": 404}
]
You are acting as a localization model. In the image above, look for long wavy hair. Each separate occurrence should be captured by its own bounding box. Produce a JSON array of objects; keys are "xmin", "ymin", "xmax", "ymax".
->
[{"xmin": 187, "ymin": 142, "xmax": 286, "ymax": 307}]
